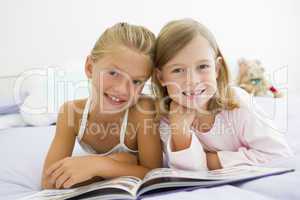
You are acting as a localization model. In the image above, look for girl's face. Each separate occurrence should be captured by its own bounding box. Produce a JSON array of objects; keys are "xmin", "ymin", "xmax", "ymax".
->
[
  {"xmin": 86, "ymin": 46, "xmax": 152, "ymax": 113},
  {"xmin": 157, "ymin": 35, "xmax": 221, "ymax": 111}
]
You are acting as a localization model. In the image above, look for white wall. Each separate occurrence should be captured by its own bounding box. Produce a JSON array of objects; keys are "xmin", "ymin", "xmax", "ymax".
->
[{"xmin": 0, "ymin": 0, "xmax": 299, "ymax": 92}]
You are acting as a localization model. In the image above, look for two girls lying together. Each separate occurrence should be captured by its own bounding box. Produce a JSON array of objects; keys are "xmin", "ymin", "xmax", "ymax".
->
[{"xmin": 41, "ymin": 19, "xmax": 293, "ymax": 189}]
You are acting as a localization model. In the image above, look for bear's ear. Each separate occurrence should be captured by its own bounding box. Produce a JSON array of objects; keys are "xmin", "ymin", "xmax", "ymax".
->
[
  {"xmin": 259, "ymin": 66, "xmax": 265, "ymax": 73},
  {"xmin": 238, "ymin": 57, "xmax": 247, "ymax": 67},
  {"xmin": 255, "ymin": 59, "xmax": 261, "ymax": 65}
]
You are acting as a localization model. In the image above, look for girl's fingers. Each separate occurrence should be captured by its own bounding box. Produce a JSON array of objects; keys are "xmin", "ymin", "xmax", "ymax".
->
[
  {"xmin": 46, "ymin": 159, "xmax": 65, "ymax": 176},
  {"xmin": 55, "ymin": 173, "xmax": 71, "ymax": 189},
  {"xmin": 50, "ymin": 166, "xmax": 65, "ymax": 185},
  {"xmin": 63, "ymin": 177, "xmax": 75, "ymax": 189}
]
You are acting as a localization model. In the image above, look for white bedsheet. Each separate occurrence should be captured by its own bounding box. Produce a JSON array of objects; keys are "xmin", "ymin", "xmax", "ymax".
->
[
  {"xmin": 0, "ymin": 125, "xmax": 92, "ymax": 200},
  {"xmin": 0, "ymin": 125, "xmax": 278, "ymax": 200},
  {"xmin": 0, "ymin": 93, "xmax": 299, "ymax": 200}
]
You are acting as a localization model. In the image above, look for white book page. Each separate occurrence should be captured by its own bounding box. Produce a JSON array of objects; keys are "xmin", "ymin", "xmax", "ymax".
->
[
  {"xmin": 20, "ymin": 176, "xmax": 142, "ymax": 200},
  {"xmin": 142, "ymin": 166, "xmax": 285, "ymax": 183}
]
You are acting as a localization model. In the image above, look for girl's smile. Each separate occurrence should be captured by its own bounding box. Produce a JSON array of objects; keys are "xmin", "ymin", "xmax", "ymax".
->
[
  {"xmin": 104, "ymin": 92, "xmax": 128, "ymax": 106},
  {"xmin": 182, "ymin": 88, "xmax": 207, "ymax": 99}
]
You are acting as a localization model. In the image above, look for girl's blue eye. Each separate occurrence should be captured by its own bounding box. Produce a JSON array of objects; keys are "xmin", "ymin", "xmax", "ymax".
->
[
  {"xmin": 109, "ymin": 70, "xmax": 118, "ymax": 76},
  {"xmin": 172, "ymin": 68, "xmax": 184, "ymax": 73},
  {"xmin": 133, "ymin": 80, "xmax": 143, "ymax": 86},
  {"xmin": 197, "ymin": 64, "xmax": 210, "ymax": 70}
]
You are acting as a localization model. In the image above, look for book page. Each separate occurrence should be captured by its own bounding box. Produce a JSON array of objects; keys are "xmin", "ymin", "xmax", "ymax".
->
[
  {"xmin": 136, "ymin": 166, "xmax": 293, "ymax": 197},
  {"xmin": 142, "ymin": 166, "xmax": 288, "ymax": 183},
  {"xmin": 21, "ymin": 176, "xmax": 142, "ymax": 200}
]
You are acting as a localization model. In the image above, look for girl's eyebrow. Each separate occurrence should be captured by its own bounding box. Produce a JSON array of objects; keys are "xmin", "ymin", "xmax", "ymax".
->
[
  {"xmin": 166, "ymin": 59, "xmax": 213, "ymax": 69},
  {"xmin": 196, "ymin": 59, "xmax": 213, "ymax": 64},
  {"xmin": 132, "ymin": 75, "xmax": 148, "ymax": 80},
  {"xmin": 110, "ymin": 63, "xmax": 148, "ymax": 80},
  {"xmin": 110, "ymin": 63, "xmax": 122, "ymax": 70},
  {"xmin": 165, "ymin": 63, "xmax": 188, "ymax": 69}
]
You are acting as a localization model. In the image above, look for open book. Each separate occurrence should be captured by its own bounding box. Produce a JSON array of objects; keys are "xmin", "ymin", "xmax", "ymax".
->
[{"xmin": 21, "ymin": 166, "xmax": 294, "ymax": 200}]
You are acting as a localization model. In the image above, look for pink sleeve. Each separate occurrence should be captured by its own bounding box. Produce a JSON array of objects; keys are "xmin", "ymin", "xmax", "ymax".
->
[
  {"xmin": 160, "ymin": 119, "xmax": 207, "ymax": 171},
  {"xmin": 217, "ymin": 107, "xmax": 293, "ymax": 168}
]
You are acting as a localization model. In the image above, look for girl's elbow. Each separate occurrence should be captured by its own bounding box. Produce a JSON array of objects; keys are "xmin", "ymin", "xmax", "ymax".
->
[
  {"xmin": 41, "ymin": 176, "xmax": 55, "ymax": 190},
  {"xmin": 136, "ymin": 167, "xmax": 151, "ymax": 179},
  {"xmin": 140, "ymin": 160, "xmax": 162, "ymax": 171}
]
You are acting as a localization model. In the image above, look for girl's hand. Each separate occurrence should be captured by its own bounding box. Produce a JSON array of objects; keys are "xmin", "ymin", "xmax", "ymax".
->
[
  {"xmin": 168, "ymin": 101, "xmax": 196, "ymax": 151},
  {"xmin": 45, "ymin": 155, "xmax": 100, "ymax": 189},
  {"xmin": 169, "ymin": 100, "xmax": 196, "ymax": 132},
  {"xmin": 205, "ymin": 151, "xmax": 222, "ymax": 170}
]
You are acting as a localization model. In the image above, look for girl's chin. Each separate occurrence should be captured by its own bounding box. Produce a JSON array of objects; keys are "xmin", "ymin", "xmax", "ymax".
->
[
  {"xmin": 181, "ymin": 101, "xmax": 209, "ymax": 111},
  {"xmin": 94, "ymin": 96, "xmax": 140, "ymax": 113},
  {"xmin": 101, "ymin": 100, "xmax": 130, "ymax": 113}
]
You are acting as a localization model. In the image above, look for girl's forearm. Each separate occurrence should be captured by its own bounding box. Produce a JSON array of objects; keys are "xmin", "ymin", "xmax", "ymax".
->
[
  {"xmin": 206, "ymin": 152, "xmax": 222, "ymax": 170},
  {"xmin": 92, "ymin": 155, "xmax": 150, "ymax": 179},
  {"xmin": 171, "ymin": 128, "xmax": 192, "ymax": 152},
  {"xmin": 107, "ymin": 152, "xmax": 137, "ymax": 165}
]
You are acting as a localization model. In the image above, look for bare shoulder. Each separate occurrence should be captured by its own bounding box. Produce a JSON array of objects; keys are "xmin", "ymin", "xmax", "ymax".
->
[
  {"xmin": 130, "ymin": 95, "xmax": 156, "ymax": 118},
  {"xmin": 57, "ymin": 98, "xmax": 88, "ymax": 134}
]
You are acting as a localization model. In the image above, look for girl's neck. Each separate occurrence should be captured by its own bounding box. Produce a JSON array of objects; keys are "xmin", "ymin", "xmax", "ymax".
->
[
  {"xmin": 194, "ymin": 100, "xmax": 210, "ymax": 115},
  {"xmin": 192, "ymin": 112, "xmax": 216, "ymax": 133}
]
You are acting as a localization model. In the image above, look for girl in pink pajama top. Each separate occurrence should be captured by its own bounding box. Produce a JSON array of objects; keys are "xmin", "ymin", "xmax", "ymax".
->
[{"xmin": 151, "ymin": 18, "xmax": 293, "ymax": 171}]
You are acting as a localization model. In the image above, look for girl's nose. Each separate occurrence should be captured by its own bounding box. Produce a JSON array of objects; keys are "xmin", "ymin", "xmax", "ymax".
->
[
  {"xmin": 186, "ymin": 69, "xmax": 200, "ymax": 86},
  {"xmin": 113, "ymin": 78, "xmax": 130, "ymax": 97}
]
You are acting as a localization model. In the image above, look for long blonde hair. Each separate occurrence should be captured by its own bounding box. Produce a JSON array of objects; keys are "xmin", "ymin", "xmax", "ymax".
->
[
  {"xmin": 152, "ymin": 18, "xmax": 239, "ymax": 120},
  {"xmin": 91, "ymin": 22, "xmax": 156, "ymax": 64}
]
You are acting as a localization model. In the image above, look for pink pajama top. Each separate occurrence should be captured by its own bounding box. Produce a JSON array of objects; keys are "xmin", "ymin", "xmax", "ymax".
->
[{"xmin": 160, "ymin": 87, "xmax": 293, "ymax": 170}]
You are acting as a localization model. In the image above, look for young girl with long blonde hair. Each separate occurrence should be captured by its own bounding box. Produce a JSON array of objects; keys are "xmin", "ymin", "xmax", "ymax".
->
[
  {"xmin": 42, "ymin": 22, "xmax": 162, "ymax": 189},
  {"xmin": 152, "ymin": 18, "xmax": 292, "ymax": 171}
]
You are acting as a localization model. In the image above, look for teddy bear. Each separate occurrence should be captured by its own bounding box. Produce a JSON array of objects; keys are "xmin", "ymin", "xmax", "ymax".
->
[{"xmin": 236, "ymin": 58, "xmax": 282, "ymax": 98}]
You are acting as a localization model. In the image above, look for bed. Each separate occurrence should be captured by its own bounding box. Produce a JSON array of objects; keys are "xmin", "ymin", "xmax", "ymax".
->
[{"xmin": 0, "ymin": 92, "xmax": 300, "ymax": 200}]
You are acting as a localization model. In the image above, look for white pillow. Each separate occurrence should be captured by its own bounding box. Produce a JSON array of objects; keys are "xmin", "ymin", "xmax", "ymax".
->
[
  {"xmin": 0, "ymin": 76, "xmax": 27, "ymax": 114},
  {"xmin": 0, "ymin": 62, "xmax": 89, "ymax": 129},
  {"xmin": 0, "ymin": 114, "xmax": 26, "ymax": 130}
]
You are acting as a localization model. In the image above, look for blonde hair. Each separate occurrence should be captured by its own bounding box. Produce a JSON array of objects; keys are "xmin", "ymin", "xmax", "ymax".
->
[
  {"xmin": 152, "ymin": 18, "xmax": 239, "ymax": 120},
  {"xmin": 91, "ymin": 22, "xmax": 155, "ymax": 64}
]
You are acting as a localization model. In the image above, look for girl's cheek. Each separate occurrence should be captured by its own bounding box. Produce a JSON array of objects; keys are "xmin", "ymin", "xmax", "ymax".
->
[
  {"xmin": 134, "ymin": 88, "xmax": 142, "ymax": 99},
  {"xmin": 131, "ymin": 88, "xmax": 142, "ymax": 102},
  {"xmin": 200, "ymin": 73, "xmax": 215, "ymax": 83},
  {"xmin": 97, "ymin": 75, "xmax": 109, "ymax": 87},
  {"xmin": 167, "ymin": 86, "xmax": 181, "ymax": 99}
]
